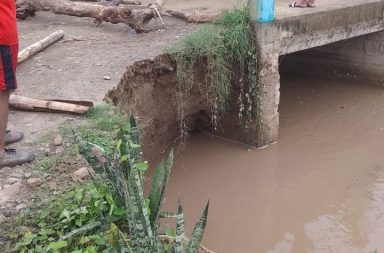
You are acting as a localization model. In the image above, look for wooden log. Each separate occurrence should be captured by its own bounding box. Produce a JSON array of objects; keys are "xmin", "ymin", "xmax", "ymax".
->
[
  {"xmin": 17, "ymin": 30, "xmax": 65, "ymax": 64},
  {"xmin": 16, "ymin": 0, "xmax": 167, "ymax": 33},
  {"xmin": 70, "ymin": 0, "xmax": 142, "ymax": 5},
  {"xmin": 165, "ymin": 10, "xmax": 219, "ymax": 23},
  {"xmin": 9, "ymin": 95, "xmax": 92, "ymax": 114}
]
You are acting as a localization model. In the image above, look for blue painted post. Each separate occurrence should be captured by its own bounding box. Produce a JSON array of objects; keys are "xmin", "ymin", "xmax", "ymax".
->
[{"xmin": 253, "ymin": 0, "xmax": 275, "ymax": 23}]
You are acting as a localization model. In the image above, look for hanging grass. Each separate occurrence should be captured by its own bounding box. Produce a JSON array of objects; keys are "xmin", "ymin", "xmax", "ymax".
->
[{"xmin": 167, "ymin": 5, "xmax": 258, "ymax": 131}]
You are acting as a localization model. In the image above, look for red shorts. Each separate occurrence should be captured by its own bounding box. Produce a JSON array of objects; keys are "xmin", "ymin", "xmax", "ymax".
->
[{"xmin": 0, "ymin": 44, "xmax": 18, "ymax": 91}]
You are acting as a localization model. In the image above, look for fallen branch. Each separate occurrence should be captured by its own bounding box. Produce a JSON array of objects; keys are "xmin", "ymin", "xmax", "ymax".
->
[
  {"xmin": 17, "ymin": 30, "xmax": 65, "ymax": 64},
  {"xmin": 165, "ymin": 10, "xmax": 219, "ymax": 23},
  {"xmin": 9, "ymin": 95, "xmax": 93, "ymax": 114},
  {"xmin": 16, "ymin": 0, "xmax": 167, "ymax": 33}
]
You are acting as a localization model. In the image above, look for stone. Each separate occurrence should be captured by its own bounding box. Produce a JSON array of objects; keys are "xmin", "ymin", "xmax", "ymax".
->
[
  {"xmin": 27, "ymin": 178, "xmax": 43, "ymax": 188},
  {"xmin": 56, "ymin": 166, "xmax": 68, "ymax": 173},
  {"xmin": 102, "ymin": 76, "xmax": 111, "ymax": 80},
  {"xmin": 15, "ymin": 203, "xmax": 26, "ymax": 213},
  {"xmin": 10, "ymin": 172, "xmax": 23, "ymax": 178},
  {"xmin": 71, "ymin": 167, "xmax": 90, "ymax": 182},
  {"xmin": 55, "ymin": 147, "xmax": 64, "ymax": 154},
  {"xmin": 0, "ymin": 214, "xmax": 6, "ymax": 223},
  {"xmin": 87, "ymin": 166, "xmax": 95, "ymax": 176},
  {"xmin": 48, "ymin": 181, "xmax": 58, "ymax": 190},
  {"xmin": 91, "ymin": 147, "xmax": 107, "ymax": 164},
  {"xmin": 7, "ymin": 177, "xmax": 22, "ymax": 184},
  {"xmin": 53, "ymin": 135, "xmax": 64, "ymax": 146},
  {"xmin": 24, "ymin": 172, "xmax": 32, "ymax": 178},
  {"xmin": 0, "ymin": 182, "xmax": 22, "ymax": 205}
]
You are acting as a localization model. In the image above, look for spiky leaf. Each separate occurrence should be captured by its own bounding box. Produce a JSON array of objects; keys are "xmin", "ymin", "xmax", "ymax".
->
[
  {"xmin": 158, "ymin": 211, "xmax": 178, "ymax": 219},
  {"xmin": 187, "ymin": 202, "xmax": 209, "ymax": 253},
  {"xmin": 175, "ymin": 203, "xmax": 185, "ymax": 253},
  {"xmin": 151, "ymin": 150, "xmax": 174, "ymax": 225},
  {"xmin": 148, "ymin": 162, "xmax": 165, "ymax": 224}
]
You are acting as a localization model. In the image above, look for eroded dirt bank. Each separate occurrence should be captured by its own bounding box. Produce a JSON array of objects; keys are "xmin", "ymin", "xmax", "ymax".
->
[
  {"xmin": 107, "ymin": 54, "xmax": 211, "ymax": 162},
  {"xmin": 107, "ymin": 53, "xmax": 253, "ymax": 162},
  {"xmin": 163, "ymin": 75, "xmax": 384, "ymax": 253}
]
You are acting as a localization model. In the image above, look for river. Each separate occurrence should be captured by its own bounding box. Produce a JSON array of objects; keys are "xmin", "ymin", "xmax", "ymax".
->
[{"xmin": 163, "ymin": 75, "xmax": 384, "ymax": 253}]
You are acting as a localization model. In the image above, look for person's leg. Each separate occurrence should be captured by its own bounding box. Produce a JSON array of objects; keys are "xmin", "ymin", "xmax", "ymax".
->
[
  {"xmin": 0, "ymin": 90, "xmax": 10, "ymax": 157},
  {"xmin": 0, "ymin": 44, "xmax": 35, "ymax": 168}
]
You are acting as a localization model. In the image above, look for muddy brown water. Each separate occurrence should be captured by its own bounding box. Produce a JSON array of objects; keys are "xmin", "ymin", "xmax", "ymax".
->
[{"xmin": 161, "ymin": 76, "xmax": 384, "ymax": 253}]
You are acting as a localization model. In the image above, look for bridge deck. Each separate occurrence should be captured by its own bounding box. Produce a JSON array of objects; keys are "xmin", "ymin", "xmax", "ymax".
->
[
  {"xmin": 255, "ymin": 0, "xmax": 384, "ymax": 56},
  {"xmin": 275, "ymin": 0, "xmax": 382, "ymax": 20}
]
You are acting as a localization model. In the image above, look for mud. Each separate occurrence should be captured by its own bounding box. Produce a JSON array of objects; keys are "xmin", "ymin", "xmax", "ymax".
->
[
  {"xmin": 161, "ymin": 75, "xmax": 384, "ymax": 253},
  {"xmin": 106, "ymin": 53, "xmax": 256, "ymax": 162},
  {"xmin": 107, "ymin": 54, "xmax": 214, "ymax": 162}
]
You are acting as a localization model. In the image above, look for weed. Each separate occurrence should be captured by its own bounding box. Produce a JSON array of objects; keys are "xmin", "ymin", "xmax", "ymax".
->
[
  {"xmin": 9, "ymin": 181, "xmax": 123, "ymax": 252},
  {"xmin": 69, "ymin": 104, "xmax": 130, "ymax": 155},
  {"xmin": 10, "ymin": 105, "xmax": 210, "ymax": 253},
  {"xmin": 34, "ymin": 154, "xmax": 63, "ymax": 171},
  {"xmin": 85, "ymin": 104, "xmax": 129, "ymax": 131},
  {"xmin": 168, "ymin": 5, "xmax": 258, "ymax": 134},
  {"xmin": 77, "ymin": 117, "xmax": 209, "ymax": 253}
]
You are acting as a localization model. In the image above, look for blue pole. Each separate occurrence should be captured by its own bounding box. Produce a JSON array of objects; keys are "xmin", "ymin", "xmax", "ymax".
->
[{"xmin": 253, "ymin": 0, "xmax": 275, "ymax": 23}]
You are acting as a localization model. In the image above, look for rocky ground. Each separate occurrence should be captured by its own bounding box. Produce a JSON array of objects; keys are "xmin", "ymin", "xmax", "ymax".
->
[{"xmin": 0, "ymin": 118, "xmax": 92, "ymax": 248}]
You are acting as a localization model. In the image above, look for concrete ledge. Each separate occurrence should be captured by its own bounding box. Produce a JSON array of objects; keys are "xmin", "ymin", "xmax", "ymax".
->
[{"xmin": 256, "ymin": 0, "xmax": 384, "ymax": 55}]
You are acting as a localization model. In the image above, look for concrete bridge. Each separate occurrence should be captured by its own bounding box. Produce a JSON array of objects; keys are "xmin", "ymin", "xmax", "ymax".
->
[{"xmin": 252, "ymin": 0, "xmax": 384, "ymax": 147}]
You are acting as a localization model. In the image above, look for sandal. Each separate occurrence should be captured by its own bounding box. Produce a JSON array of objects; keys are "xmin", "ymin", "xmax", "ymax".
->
[
  {"xmin": 0, "ymin": 148, "xmax": 35, "ymax": 168},
  {"xmin": 289, "ymin": 1, "xmax": 307, "ymax": 7},
  {"xmin": 5, "ymin": 130, "xmax": 24, "ymax": 145}
]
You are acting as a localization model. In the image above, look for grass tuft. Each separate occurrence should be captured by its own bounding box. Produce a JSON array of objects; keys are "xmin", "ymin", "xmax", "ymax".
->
[{"xmin": 167, "ymin": 5, "xmax": 258, "ymax": 132}]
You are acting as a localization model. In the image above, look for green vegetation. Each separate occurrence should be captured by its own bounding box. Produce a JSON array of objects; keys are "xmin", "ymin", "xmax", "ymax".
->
[
  {"xmin": 34, "ymin": 154, "xmax": 63, "ymax": 171},
  {"xmin": 168, "ymin": 5, "xmax": 258, "ymax": 131},
  {"xmin": 7, "ymin": 105, "xmax": 209, "ymax": 253}
]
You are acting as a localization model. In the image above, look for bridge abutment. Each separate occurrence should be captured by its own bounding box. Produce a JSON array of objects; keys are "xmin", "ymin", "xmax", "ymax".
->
[{"xmin": 251, "ymin": 0, "xmax": 384, "ymax": 147}]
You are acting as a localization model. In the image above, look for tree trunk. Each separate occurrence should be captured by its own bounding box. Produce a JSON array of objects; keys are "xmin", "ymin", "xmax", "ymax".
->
[{"xmin": 16, "ymin": 0, "xmax": 165, "ymax": 33}]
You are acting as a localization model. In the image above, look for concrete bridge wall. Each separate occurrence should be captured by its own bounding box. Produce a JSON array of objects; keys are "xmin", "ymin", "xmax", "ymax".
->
[{"xmin": 253, "ymin": 0, "xmax": 384, "ymax": 147}]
